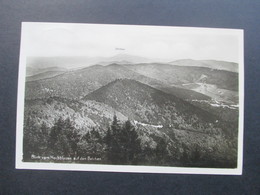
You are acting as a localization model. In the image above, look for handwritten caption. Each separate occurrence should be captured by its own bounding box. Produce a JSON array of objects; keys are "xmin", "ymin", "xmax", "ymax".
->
[{"xmin": 31, "ymin": 154, "xmax": 101, "ymax": 161}]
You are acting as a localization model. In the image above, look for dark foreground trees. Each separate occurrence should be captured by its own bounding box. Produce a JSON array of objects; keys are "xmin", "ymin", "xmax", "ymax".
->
[
  {"xmin": 48, "ymin": 117, "xmax": 80, "ymax": 158},
  {"xmin": 23, "ymin": 114, "xmax": 233, "ymax": 167},
  {"xmin": 23, "ymin": 117, "xmax": 80, "ymax": 161},
  {"xmin": 23, "ymin": 115, "xmax": 169, "ymax": 165},
  {"xmin": 104, "ymin": 115, "xmax": 142, "ymax": 164},
  {"xmin": 23, "ymin": 117, "xmax": 49, "ymax": 161}
]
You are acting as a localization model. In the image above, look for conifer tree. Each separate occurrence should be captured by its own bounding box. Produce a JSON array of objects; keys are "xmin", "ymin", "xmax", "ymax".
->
[
  {"xmin": 154, "ymin": 136, "xmax": 169, "ymax": 165},
  {"xmin": 48, "ymin": 117, "xmax": 79, "ymax": 158},
  {"xmin": 23, "ymin": 117, "xmax": 40, "ymax": 161},
  {"xmin": 38, "ymin": 122, "xmax": 49, "ymax": 154},
  {"xmin": 123, "ymin": 120, "xmax": 141, "ymax": 164},
  {"xmin": 105, "ymin": 116, "xmax": 142, "ymax": 164}
]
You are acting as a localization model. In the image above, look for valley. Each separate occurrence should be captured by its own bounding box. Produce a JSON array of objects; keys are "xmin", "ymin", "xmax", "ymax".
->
[{"xmin": 23, "ymin": 58, "xmax": 239, "ymax": 168}]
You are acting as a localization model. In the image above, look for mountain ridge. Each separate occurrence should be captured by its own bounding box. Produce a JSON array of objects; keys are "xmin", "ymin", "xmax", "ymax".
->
[
  {"xmin": 25, "ymin": 64, "xmax": 211, "ymax": 101},
  {"xmin": 27, "ymin": 55, "xmax": 238, "ymax": 72},
  {"xmin": 84, "ymin": 78, "xmax": 219, "ymax": 127},
  {"xmin": 170, "ymin": 59, "xmax": 238, "ymax": 72}
]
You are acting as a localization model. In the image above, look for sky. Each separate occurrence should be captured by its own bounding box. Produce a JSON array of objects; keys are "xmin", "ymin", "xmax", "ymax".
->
[{"xmin": 22, "ymin": 22, "xmax": 243, "ymax": 63}]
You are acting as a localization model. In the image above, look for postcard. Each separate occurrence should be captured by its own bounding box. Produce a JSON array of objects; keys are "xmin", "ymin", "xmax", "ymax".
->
[{"xmin": 16, "ymin": 22, "xmax": 244, "ymax": 174}]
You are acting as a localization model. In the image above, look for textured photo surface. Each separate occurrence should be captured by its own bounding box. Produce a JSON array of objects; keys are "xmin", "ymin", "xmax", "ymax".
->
[{"xmin": 16, "ymin": 23, "xmax": 244, "ymax": 174}]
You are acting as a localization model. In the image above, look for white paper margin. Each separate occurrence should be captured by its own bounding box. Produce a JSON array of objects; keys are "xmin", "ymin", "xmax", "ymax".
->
[{"xmin": 16, "ymin": 22, "xmax": 244, "ymax": 175}]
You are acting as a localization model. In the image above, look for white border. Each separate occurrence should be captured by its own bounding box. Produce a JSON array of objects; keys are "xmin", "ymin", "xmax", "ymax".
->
[{"xmin": 16, "ymin": 22, "xmax": 244, "ymax": 175}]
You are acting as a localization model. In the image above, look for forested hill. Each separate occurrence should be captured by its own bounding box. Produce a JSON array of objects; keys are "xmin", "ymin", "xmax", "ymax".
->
[
  {"xmin": 85, "ymin": 79, "xmax": 219, "ymax": 128},
  {"xmin": 25, "ymin": 64, "xmax": 212, "ymax": 101}
]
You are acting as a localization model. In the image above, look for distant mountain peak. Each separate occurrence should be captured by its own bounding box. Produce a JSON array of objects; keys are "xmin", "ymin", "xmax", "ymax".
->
[
  {"xmin": 109, "ymin": 54, "xmax": 151, "ymax": 64},
  {"xmin": 84, "ymin": 78, "xmax": 218, "ymax": 125},
  {"xmin": 170, "ymin": 59, "xmax": 238, "ymax": 72}
]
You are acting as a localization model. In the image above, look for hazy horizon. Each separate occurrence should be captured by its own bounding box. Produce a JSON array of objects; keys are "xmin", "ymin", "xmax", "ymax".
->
[
  {"xmin": 22, "ymin": 22, "xmax": 242, "ymax": 64},
  {"xmin": 26, "ymin": 54, "xmax": 239, "ymax": 73}
]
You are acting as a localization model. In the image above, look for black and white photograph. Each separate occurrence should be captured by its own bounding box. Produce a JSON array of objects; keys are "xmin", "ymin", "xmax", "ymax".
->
[{"xmin": 16, "ymin": 22, "xmax": 244, "ymax": 174}]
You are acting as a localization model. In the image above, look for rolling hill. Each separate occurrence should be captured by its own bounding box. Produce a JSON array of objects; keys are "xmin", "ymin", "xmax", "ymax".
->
[
  {"xmin": 170, "ymin": 59, "xmax": 238, "ymax": 72},
  {"xmin": 24, "ymin": 97, "xmax": 128, "ymax": 133},
  {"xmin": 124, "ymin": 63, "xmax": 238, "ymax": 91},
  {"xmin": 83, "ymin": 79, "xmax": 237, "ymax": 167},
  {"xmin": 26, "ymin": 70, "xmax": 66, "ymax": 82},
  {"xmin": 124, "ymin": 63, "xmax": 238, "ymax": 103},
  {"xmin": 24, "ymin": 79, "xmax": 238, "ymax": 167},
  {"xmin": 84, "ymin": 79, "xmax": 219, "ymax": 128},
  {"xmin": 23, "ymin": 55, "xmax": 240, "ymax": 168},
  {"xmin": 25, "ymin": 64, "xmax": 210, "ymax": 101},
  {"xmin": 26, "ymin": 66, "xmax": 67, "ymax": 77},
  {"xmin": 26, "ymin": 54, "xmax": 152, "ymax": 71}
]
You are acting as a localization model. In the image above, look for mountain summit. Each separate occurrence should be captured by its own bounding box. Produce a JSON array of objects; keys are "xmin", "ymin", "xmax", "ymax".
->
[
  {"xmin": 84, "ymin": 79, "xmax": 218, "ymax": 128},
  {"xmin": 170, "ymin": 59, "xmax": 238, "ymax": 72}
]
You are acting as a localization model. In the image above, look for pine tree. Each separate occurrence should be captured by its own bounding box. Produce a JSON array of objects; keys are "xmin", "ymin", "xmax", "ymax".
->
[
  {"xmin": 48, "ymin": 117, "xmax": 63, "ymax": 153},
  {"xmin": 48, "ymin": 117, "xmax": 79, "ymax": 158},
  {"xmin": 104, "ymin": 127, "xmax": 112, "ymax": 146},
  {"xmin": 155, "ymin": 137, "xmax": 169, "ymax": 165},
  {"xmin": 38, "ymin": 122, "xmax": 49, "ymax": 154},
  {"xmin": 123, "ymin": 120, "xmax": 141, "ymax": 164},
  {"xmin": 105, "ymin": 114, "xmax": 122, "ymax": 164},
  {"xmin": 23, "ymin": 117, "xmax": 40, "ymax": 161},
  {"xmin": 64, "ymin": 118, "xmax": 79, "ymax": 158},
  {"xmin": 104, "ymin": 127, "xmax": 113, "ymax": 161},
  {"xmin": 105, "ymin": 116, "xmax": 142, "ymax": 165},
  {"xmin": 111, "ymin": 114, "xmax": 119, "ymax": 134}
]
